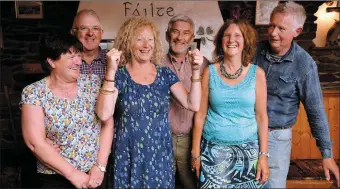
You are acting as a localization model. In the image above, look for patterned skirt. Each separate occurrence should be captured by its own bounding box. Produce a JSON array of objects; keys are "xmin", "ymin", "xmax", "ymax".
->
[{"xmin": 199, "ymin": 139, "xmax": 266, "ymax": 188}]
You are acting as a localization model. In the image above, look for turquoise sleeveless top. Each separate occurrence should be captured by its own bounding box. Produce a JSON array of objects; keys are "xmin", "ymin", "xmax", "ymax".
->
[{"xmin": 203, "ymin": 64, "xmax": 258, "ymax": 145}]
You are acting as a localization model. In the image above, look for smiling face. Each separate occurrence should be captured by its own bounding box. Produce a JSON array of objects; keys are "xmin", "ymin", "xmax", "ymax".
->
[
  {"xmin": 268, "ymin": 13, "xmax": 301, "ymax": 56},
  {"xmin": 50, "ymin": 48, "xmax": 83, "ymax": 81},
  {"xmin": 222, "ymin": 23, "xmax": 244, "ymax": 58},
  {"xmin": 131, "ymin": 26, "xmax": 155, "ymax": 63},
  {"xmin": 168, "ymin": 20, "xmax": 194, "ymax": 55},
  {"xmin": 73, "ymin": 13, "xmax": 103, "ymax": 52}
]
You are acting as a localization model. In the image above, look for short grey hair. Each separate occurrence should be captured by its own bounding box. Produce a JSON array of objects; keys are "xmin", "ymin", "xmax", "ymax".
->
[
  {"xmin": 166, "ymin": 14, "xmax": 195, "ymax": 36},
  {"xmin": 270, "ymin": 1, "xmax": 306, "ymax": 30},
  {"xmin": 72, "ymin": 9, "xmax": 101, "ymax": 29}
]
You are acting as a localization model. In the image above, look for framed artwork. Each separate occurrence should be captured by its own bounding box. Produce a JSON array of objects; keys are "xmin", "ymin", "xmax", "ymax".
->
[
  {"xmin": 100, "ymin": 39, "xmax": 115, "ymax": 50},
  {"xmin": 190, "ymin": 38, "xmax": 201, "ymax": 51},
  {"xmin": 255, "ymin": 0, "xmax": 279, "ymax": 26},
  {"xmin": 15, "ymin": 1, "xmax": 43, "ymax": 19}
]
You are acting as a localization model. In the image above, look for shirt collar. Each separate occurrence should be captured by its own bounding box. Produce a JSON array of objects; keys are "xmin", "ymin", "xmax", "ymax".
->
[
  {"xmin": 95, "ymin": 47, "xmax": 108, "ymax": 63},
  {"xmin": 82, "ymin": 47, "xmax": 108, "ymax": 64},
  {"xmin": 168, "ymin": 52, "xmax": 189, "ymax": 64},
  {"xmin": 261, "ymin": 41, "xmax": 296, "ymax": 63}
]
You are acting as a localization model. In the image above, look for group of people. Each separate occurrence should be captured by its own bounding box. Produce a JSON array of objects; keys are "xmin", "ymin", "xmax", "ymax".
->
[{"xmin": 20, "ymin": 1, "xmax": 339, "ymax": 189}]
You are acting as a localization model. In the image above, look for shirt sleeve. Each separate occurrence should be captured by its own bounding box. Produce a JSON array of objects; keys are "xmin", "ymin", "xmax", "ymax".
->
[
  {"xmin": 114, "ymin": 68, "xmax": 124, "ymax": 93},
  {"xmin": 19, "ymin": 83, "xmax": 42, "ymax": 107},
  {"xmin": 165, "ymin": 66, "xmax": 179, "ymax": 87},
  {"xmin": 299, "ymin": 62, "xmax": 333, "ymax": 159}
]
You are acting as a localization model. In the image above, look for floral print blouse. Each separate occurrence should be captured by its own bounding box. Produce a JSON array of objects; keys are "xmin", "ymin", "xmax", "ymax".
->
[{"xmin": 20, "ymin": 74, "xmax": 102, "ymax": 174}]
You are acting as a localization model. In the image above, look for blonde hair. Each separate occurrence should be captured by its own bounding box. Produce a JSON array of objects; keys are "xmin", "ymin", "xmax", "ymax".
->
[
  {"xmin": 115, "ymin": 17, "xmax": 163, "ymax": 66},
  {"xmin": 271, "ymin": 1, "xmax": 306, "ymax": 30}
]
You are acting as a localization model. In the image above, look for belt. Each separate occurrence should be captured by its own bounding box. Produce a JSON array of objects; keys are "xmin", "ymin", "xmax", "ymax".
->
[
  {"xmin": 172, "ymin": 133, "xmax": 190, "ymax": 137},
  {"xmin": 268, "ymin": 126, "xmax": 292, "ymax": 131}
]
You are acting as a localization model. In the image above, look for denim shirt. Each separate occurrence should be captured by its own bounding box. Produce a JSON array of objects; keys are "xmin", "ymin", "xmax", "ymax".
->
[{"xmin": 254, "ymin": 40, "xmax": 333, "ymax": 158}]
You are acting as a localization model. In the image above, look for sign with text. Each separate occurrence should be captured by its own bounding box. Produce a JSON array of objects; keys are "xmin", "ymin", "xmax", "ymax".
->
[{"xmin": 78, "ymin": 1, "xmax": 224, "ymax": 60}]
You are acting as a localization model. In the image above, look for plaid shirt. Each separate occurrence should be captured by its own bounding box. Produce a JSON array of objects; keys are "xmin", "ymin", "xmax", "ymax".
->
[
  {"xmin": 80, "ymin": 48, "xmax": 107, "ymax": 80},
  {"xmin": 254, "ymin": 40, "xmax": 333, "ymax": 158}
]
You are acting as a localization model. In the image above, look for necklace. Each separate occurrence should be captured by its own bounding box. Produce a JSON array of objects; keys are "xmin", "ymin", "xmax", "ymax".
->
[{"xmin": 220, "ymin": 61, "xmax": 243, "ymax": 80}]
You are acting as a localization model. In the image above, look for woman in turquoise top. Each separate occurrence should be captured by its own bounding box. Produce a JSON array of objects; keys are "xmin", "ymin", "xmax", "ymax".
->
[{"xmin": 191, "ymin": 19, "xmax": 269, "ymax": 188}]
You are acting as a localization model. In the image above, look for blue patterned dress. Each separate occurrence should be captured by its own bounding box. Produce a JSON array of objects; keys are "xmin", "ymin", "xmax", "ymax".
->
[{"xmin": 113, "ymin": 65, "xmax": 179, "ymax": 188}]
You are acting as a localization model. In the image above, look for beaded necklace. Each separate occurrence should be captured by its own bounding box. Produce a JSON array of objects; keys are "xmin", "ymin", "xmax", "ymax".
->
[{"xmin": 219, "ymin": 61, "xmax": 243, "ymax": 80}]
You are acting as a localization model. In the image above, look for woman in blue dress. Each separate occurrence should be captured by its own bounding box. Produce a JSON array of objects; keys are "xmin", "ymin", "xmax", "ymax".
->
[
  {"xmin": 96, "ymin": 17, "xmax": 204, "ymax": 188},
  {"xmin": 191, "ymin": 19, "xmax": 269, "ymax": 188}
]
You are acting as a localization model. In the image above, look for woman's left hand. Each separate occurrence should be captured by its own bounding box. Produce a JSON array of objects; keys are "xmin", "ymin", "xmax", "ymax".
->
[
  {"xmin": 256, "ymin": 156, "xmax": 270, "ymax": 184},
  {"xmin": 188, "ymin": 49, "xmax": 203, "ymax": 72},
  {"xmin": 87, "ymin": 165, "xmax": 105, "ymax": 188}
]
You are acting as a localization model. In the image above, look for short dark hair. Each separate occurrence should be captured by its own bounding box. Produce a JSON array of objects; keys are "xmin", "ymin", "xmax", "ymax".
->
[
  {"xmin": 213, "ymin": 19, "xmax": 257, "ymax": 66},
  {"xmin": 40, "ymin": 32, "xmax": 83, "ymax": 73}
]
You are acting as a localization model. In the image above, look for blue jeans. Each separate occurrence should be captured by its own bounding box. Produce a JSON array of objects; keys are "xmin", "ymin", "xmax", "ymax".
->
[{"xmin": 268, "ymin": 128, "xmax": 292, "ymax": 188}]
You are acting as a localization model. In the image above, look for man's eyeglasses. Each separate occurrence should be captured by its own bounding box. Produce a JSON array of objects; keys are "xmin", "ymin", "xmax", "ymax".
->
[{"xmin": 73, "ymin": 26, "xmax": 102, "ymax": 33}]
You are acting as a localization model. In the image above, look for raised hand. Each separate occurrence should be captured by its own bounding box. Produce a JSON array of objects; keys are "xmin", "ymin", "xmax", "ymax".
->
[
  {"xmin": 188, "ymin": 49, "xmax": 204, "ymax": 72},
  {"xmin": 106, "ymin": 48, "xmax": 122, "ymax": 74}
]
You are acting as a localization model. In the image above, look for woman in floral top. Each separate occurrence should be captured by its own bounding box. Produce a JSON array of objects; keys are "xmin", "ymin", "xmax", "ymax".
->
[{"xmin": 20, "ymin": 33, "xmax": 113, "ymax": 189}]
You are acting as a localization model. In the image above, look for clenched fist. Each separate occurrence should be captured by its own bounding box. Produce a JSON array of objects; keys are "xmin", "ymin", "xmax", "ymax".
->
[
  {"xmin": 188, "ymin": 49, "xmax": 203, "ymax": 72},
  {"xmin": 106, "ymin": 48, "xmax": 122, "ymax": 74}
]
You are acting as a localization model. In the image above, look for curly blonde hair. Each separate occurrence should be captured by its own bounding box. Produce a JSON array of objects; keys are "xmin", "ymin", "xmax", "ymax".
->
[
  {"xmin": 115, "ymin": 17, "xmax": 163, "ymax": 66},
  {"xmin": 213, "ymin": 19, "xmax": 257, "ymax": 66}
]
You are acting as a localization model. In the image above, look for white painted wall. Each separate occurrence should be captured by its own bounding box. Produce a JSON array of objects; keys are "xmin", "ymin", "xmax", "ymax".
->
[{"xmin": 78, "ymin": 1, "xmax": 224, "ymax": 61}]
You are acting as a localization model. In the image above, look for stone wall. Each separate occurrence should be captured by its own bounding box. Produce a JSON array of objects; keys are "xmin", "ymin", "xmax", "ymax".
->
[
  {"xmin": 0, "ymin": 1, "xmax": 79, "ymax": 91},
  {"xmin": 310, "ymin": 47, "xmax": 340, "ymax": 90}
]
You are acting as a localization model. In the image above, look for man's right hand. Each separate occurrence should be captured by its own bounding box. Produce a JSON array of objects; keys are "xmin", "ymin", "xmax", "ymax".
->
[{"xmin": 45, "ymin": 138, "xmax": 61, "ymax": 152}]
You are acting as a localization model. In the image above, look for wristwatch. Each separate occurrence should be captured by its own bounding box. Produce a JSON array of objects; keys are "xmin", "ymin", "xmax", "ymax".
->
[
  {"xmin": 95, "ymin": 163, "xmax": 106, "ymax": 172},
  {"xmin": 259, "ymin": 152, "xmax": 270, "ymax": 158}
]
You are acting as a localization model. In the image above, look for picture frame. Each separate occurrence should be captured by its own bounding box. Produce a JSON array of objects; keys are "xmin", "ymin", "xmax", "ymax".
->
[
  {"xmin": 190, "ymin": 38, "xmax": 201, "ymax": 51},
  {"xmin": 100, "ymin": 39, "xmax": 115, "ymax": 50},
  {"xmin": 255, "ymin": 0, "xmax": 279, "ymax": 26},
  {"xmin": 15, "ymin": 1, "xmax": 43, "ymax": 19}
]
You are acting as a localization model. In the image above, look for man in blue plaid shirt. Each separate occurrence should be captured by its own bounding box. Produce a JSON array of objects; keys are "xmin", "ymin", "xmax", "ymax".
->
[
  {"xmin": 71, "ymin": 9, "xmax": 107, "ymax": 80},
  {"xmin": 70, "ymin": 9, "xmax": 111, "ymax": 189}
]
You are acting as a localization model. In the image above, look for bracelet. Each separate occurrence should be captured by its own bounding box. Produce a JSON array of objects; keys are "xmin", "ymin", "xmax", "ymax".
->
[
  {"xmin": 99, "ymin": 88, "xmax": 115, "ymax": 95},
  {"xmin": 191, "ymin": 155, "xmax": 200, "ymax": 161},
  {"xmin": 104, "ymin": 77, "xmax": 115, "ymax": 82},
  {"xmin": 258, "ymin": 152, "xmax": 270, "ymax": 158},
  {"xmin": 191, "ymin": 76, "xmax": 202, "ymax": 82}
]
